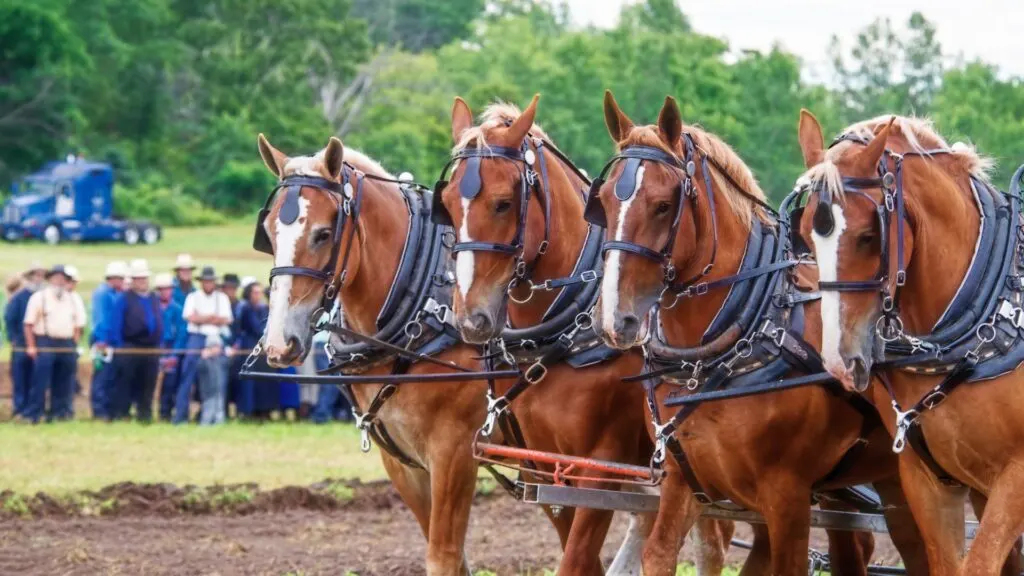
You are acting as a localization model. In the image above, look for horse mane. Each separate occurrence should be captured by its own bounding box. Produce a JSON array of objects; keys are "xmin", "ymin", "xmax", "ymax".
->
[
  {"xmin": 801, "ymin": 115, "xmax": 995, "ymax": 201},
  {"xmin": 620, "ymin": 124, "xmax": 769, "ymax": 229},
  {"xmin": 282, "ymin": 147, "xmax": 395, "ymax": 180},
  {"xmin": 453, "ymin": 102, "xmax": 553, "ymax": 153}
]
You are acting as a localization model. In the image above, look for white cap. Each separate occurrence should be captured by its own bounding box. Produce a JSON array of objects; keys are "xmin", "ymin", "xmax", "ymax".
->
[
  {"xmin": 174, "ymin": 253, "xmax": 196, "ymax": 270},
  {"xmin": 240, "ymin": 276, "xmax": 258, "ymax": 290},
  {"xmin": 65, "ymin": 265, "xmax": 81, "ymax": 282},
  {"xmin": 129, "ymin": 259, "xmax": 151, "ymax": 278},
  {"xmin": 153, "ymin": 273, "xmax": 174, "ymax": 289},
  {"xmin": 105, "ymin": 261, "xmax": 128, "ymax": 279}
]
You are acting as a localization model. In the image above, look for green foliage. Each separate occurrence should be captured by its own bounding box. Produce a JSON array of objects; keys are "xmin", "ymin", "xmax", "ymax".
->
[
  {"xmin": 1, "ymin": 0, "xmax": 1022, "ymax": 222},
  {"xmin": 321, "ymin": 481, "xmax": 355, "ymax": 502},
  {"xmin": 211, "ymin": 487, "xmax": 254, "ymax": 508},
  {"xmin": 2, "ymin": 493, "xmax": 30, "ymax": 517}
]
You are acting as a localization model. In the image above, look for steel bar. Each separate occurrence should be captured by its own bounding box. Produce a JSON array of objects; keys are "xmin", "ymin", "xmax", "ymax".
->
[
  {"xmin": 238, "ymin": 369, "xmax": 519, "ymax": 384},
  {"xmin": 476, "ymin": 442, "xmax": 659, "ymax": 482}
]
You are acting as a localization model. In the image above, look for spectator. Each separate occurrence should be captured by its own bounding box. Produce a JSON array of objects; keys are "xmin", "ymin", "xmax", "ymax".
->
[
  {"xmin": 4, "ymin": 262, "xmax": 45, "ymax": 419},
  {"xmin": 174, "ymin": 266, "xmax": 232, "ymax": 424},
  {"xmin": 171, "ymin": 254, "xmax": 196, "ymax": 307},
  {"xmin": 154, "ymin": 273, "xmax": 187, "ymax": 421},
  {"xmin": 64, "ymin": 266, "xmax": 87, "ymax": 417},
  {"xmin": 234, "ymin": 280, "xmax": 275, "ymax": 420},
  {"xmin": 23, "ymin": 265, "xmax": 85, "ymax": 423},
  {"xmin": 198, "ymin": 333, "xmax": 228, "ymax": 425},
  {"xmin": 220, "ymin": 273, "xmax": 241, "ymax": 419},
  {"xmin": 109, "ymin": 260, "xmax": 162, "ymax": 422},
  {"xmin": 90, "ymin": 261, "xmax": 127, "ymax": 420}
]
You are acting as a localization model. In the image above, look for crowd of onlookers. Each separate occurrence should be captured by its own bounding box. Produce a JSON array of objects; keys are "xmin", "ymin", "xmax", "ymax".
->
[{"xmin": 2, "ymin": 254, "xmax": 351, "ymax": 425}]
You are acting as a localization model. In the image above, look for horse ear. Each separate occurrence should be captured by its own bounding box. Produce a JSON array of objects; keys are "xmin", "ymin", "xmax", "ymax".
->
[
  {"xmin": 854, "ymin": 117, "xmax": 896, "ymax": 173},
  {"xmin": 323, "ymin": 137, "xmax": 344, "ymax": 181},
  {"xmin": 258, "ymin": 134, "xmax": 288, "ymax": 178},
  {"xmin": 657, "ymin": 96, "xmax": 682, "ymax": 148},
  {"xmin": 603, "ymin": 90, "xmax": 634, "ymax": 143},
  {"xmin": 798, "ymin": 109, "xmax": 825, "ymax": 169},
  {"xmin": 451, "ymin": 97, "xmax": 473, "ymax": 143},
  {"xmin": 506, "ymin": 93, "xmax": 539, "ymax": 144}
]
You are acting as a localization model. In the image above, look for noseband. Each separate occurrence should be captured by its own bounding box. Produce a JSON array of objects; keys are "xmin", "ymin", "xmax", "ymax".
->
[
  {"xmin": 253, "ymin": 167, "xmax": 365, "ymax": 316},
  {"xmin": 432, "ymin": 136, "xmax": 552, "ymax": 288},
  {"xmin": 811, "ymin": 133, "xmax": 909, "ymax": 324}
]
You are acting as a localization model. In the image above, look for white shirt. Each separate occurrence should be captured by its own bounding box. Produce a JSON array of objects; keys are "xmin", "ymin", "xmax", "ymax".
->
[{"xmin": 182, "ymin": 289, "xmax": 233, "ymax": 338}]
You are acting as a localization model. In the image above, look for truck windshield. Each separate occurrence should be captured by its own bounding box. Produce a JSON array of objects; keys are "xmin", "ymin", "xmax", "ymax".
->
[{"xmin": 18, "ymin": 179, "xmax": 56, "ymax": 196}]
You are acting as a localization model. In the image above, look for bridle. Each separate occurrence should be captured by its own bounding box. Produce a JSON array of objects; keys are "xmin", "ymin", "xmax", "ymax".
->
[
  {"xmin": 253, "ymin": 167, "xmax": 365, "ymax": 318},
  {"xmin": 585, "ymin": 134, "xmax": 778, "ymax": 308},
  {"xmin": 432, "ymin": 135, "xmax": 552, "ymax": 297},
  {"xmin": 809, "ymin": 133, "xmax": 909, "ymax": 333}
]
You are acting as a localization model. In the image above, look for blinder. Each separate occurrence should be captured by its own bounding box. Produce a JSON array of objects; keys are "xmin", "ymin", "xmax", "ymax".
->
[{"xmin": 253, "ymin": 175, "xmax": 345, "ymax": 255}]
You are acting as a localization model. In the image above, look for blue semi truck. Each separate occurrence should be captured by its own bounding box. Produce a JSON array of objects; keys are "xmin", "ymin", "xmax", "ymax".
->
[{"xmin": 1, "ymin": 158, "xmax": 161, "ymax": 245}]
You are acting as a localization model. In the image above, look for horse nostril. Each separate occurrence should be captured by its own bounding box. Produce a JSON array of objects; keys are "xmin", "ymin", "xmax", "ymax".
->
[
  {"xmin": 847, "ymin": 356, "xmax": 872, "ymax": 392},
  {"xmin": 469, "ymin": 312, "xmax": 492, "ymax": 334},
  {"xmin": 614, "ymin": 314, "xmax": 641, "ymax": 343}
]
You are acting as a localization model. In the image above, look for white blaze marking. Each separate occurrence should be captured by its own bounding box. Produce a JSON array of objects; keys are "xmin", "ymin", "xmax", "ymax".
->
[
  {"xmin": 265, "ymin": 197, "xmax": 310, "ymax": 351},
  {"xmin": 456, "ymin": 197, "xmax": 475, "ymax": 298},
  {"xmin": 602, "ymin": 166, "xmax": 645, "ymax": 335},
  {"xmin": 811, "ymin": 204, "xmax": 848, "ymax": 372}
]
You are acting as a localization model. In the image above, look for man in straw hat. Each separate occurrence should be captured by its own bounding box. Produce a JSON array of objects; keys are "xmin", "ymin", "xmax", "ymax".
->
[
  {"xmin": 89, "ymin": 260, "xmax": 127, "ymax": 420},
  {"xmin": 172, "ymin": 253, "xmax": 196, "ymax": 308},
  {"xmin": 4, "ymin": 261, "xmax": 46, "ymax": 419},
  {"xmin": 154, "ymin": 272, "xmax": 187, "ymax": 421},
  {"xmin": 108, "ymin": 259, "xmax": 162, "ymax": 422},
  {"xmin": 22, "ymin": 265, "xmax": 85, "ymax": 423},
  {"xmin": 175, "ymin": 265, "xmax": 232, "ymax": 424}
]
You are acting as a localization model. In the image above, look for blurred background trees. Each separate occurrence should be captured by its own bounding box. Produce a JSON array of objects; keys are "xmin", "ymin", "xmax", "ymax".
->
[{"xmin": 2, "ymin": 0, "xmax": 1022, "ymax": 223}]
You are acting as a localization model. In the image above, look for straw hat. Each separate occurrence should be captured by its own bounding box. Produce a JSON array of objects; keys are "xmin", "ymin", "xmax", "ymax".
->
[
  {"xmin": 153, "ymin": 273, "xmax": 174, "ymax": 289},
  {"xmin": 174, "ymin": 253, "xmax": 196, "ymax": 270},
  {"xmin": 129, "ymin": 259, "xmax": 152, "ymax": 279},
  {"xmin": 105, "ymin": 260, "xmax": 128, "ymax": 279},
  {"xmin": 65, "ymin": 265, "xmax": 81, "ymax": 282}
]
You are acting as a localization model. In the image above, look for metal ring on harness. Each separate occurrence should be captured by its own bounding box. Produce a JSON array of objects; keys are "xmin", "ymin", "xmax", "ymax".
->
[
  {"xmin": 404, "ymin": 320, "xmax": 424, "ymax": 340},
  {"xmin": 574, "ymin": 312, "xmax": 594, "ymax": 332},
  {"xmin": 507, "ymin": 279, "xmax": 535, "ymax": 304},
  {"xmin": 525, "ymin": 361, "xmax": 548, "ymax": 384}
]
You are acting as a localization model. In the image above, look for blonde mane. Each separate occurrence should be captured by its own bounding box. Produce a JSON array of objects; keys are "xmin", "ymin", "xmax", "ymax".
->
[
  {"xmin": 282, "ymin": 147, "xmax": 395, "ymax": 180},
  {"xmin": 453, "ymin": 102, "xmax": 553, "ymax": 152},
  {"xmin": 620, "ymin": 124, "xmax": 769, "ymax": 229},
  {"xmin": 801, "ymin": 115, "xmax": 995, "ymax": 201}
]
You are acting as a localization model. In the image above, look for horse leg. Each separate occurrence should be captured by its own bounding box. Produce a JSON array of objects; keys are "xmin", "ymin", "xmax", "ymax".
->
[
  {"xmin": 642, "ymin": 469, "xmax": 702, "ymax": 576},
  {"xmin": 690, "ymin": 518, "xmax": 734, "ymax": 576},
  {"xmin": 897, "ymin": 453, "xmax": 967, "ymax": 576},
  {"xmin": 819, "ymin": 500, "xmax": 872, "ymax": 576},
  {"xmin": 960, "ymin": 461, "xmax": 1024, "ymax": 576},
  {"xmin": 424, "ymin": 439, "xmax": 478, "ymax": 576},
  {"xmin": 380, "ymin": 451, "xmax": 433, "ymax": 537},
  {"xmin": 559, "ymin": 504, "xmax": 615, "ymax": 575},
  {"xmin": 875, "ymin": 476, "xmax": 930, "ymax": 576},
  {"xmin": 759, "ymin": 475, "xmax": 812, "ymax": 576},
  {"xmin": 738, "ymin": 524, "xmax": 770, "ymax": 576},
  {"xmin": 608, "ymin": 510, "xmax": 656, "ymax": 576},
  {"xmin": 968, "ymin": 489, "xmax": 1024, "ymax": 576}
]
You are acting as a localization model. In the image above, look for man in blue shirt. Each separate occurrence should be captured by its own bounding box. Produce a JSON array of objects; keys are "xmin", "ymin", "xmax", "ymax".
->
[
  {"xmin": 109, "ymin": 260, "xmax": 162, "ymax": 422},
  {"xmin": 153, "ymin": 273, "xmax": 187, "ymax": 421},
  {"xmin": 89, "ymin": 261, "xmax": 126, "ymax": 420},
  {"xmin": 4, "ymin": 262, "xmax": 45, "ymax": 419}
]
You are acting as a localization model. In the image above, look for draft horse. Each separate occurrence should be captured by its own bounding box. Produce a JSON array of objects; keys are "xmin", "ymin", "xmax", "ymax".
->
[
  {"xmin": 795, "ymin": 111, "xmax": 1024, "ymax": 576},
  {"xmin": 588, "ymin": 93, "xmax": 929, "ymax": 576},
  {"xmin": 433, "ymin": 94, "xmax": 735, "ymax": 575}
]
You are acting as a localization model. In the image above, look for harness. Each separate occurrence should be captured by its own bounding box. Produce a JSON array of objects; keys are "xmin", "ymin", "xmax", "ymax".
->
[
  {"xmin": 587, "ymin": 138, "xmax": 879, "ymax": 505},
  {"xmin": 810, "ymin": 133, "xmax": 1024, "ymax": 485}
]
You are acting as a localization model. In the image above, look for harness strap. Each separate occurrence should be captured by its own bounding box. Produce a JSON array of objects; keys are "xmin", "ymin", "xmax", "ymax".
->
[{"xmin": 324, "ymin": 322, "xmax": 475, "ymax": 373}]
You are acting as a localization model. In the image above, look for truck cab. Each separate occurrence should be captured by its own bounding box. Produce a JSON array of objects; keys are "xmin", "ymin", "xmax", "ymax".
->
[{"xmin": 2, "ymin": 158, "xmax": 160, "ymax": 245}]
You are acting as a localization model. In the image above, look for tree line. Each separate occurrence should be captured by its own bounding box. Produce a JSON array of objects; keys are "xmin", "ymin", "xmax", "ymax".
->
[{"xmin": 2, "ymin": 0, "xmax": 1023, "ymax": 224}]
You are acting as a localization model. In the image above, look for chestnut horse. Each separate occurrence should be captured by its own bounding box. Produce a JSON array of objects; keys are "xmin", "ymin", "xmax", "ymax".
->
[
  {"xmin": 796, "ymin": 111, "xmax": 1024, "ymax": 576},
  {"xmin": 436, "ymin": 95, "xmax": 735, "ymax": 575},
  {"xmin": 590, "ymin": 93, "xmax": 930, "ymax": 576}
]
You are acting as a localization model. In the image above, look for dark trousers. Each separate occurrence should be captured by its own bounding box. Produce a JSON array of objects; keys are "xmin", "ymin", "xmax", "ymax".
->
[
  {"xmin": 24, "ymin": 337, "xmax": 75, "ymax": 423},
  {"xmin": 10, "ymin": 350, "xmax": 33, "ymax": 417},
  {"xmin": 113, "ymin": 351, "xmax": 159, "ymax": 422},
  {"xmin": 90, "ymin": 360, "xmax": 115, "ymax": 419},
  {"xmin": 159, "ymin": 360, "xmax": 179, "ymax": 421}
]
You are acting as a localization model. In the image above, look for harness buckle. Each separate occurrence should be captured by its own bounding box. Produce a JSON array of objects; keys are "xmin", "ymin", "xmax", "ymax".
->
[
  {"xmin": 684, "ymin": 283, "xmax": 709, "ymax": 298},
  {"xmin": 354, "ymin": 412, "xmax": 374, "ymax": 452},
  {"xmin": 651, "ymin": 421, "xmax": 673, "ymax": 464},
  {"xmin": 663, "ymin": 263, "xmax": 677, "ymax": 283},
  {"xmin": 525, "ymin": 169, "xmax": 537, "ymax": 186},
  {"xmin": 580, "ymin": 270, "xmax": 599, "ymax": 283},
  {"xmin": 537, "ymin": 240, "xmax": 549, "ymax": 255},
  {"xmin": 895, "ymin": 270, "xmax": 907, "ymax": 287},
  {"xmin": 882, "ymin": 294, "xmax": 895, "ymax": 312},
  {"xmin": 891, "ymin": 404, "xmax": 918, "ymax": 454},
  {"xmin": 525, "ymin": 361, "xmax": 548, "ymax": 384},
  {"xmin": 884, "ymin": 192, "xmax": 895, "ymax": 213},
  {"xmin": 882, "ymin": 171, "xmax": 896, "ymax": 191},
  {"xmin": 921, "ymin": 389, "xmax": 947, "ymax": 410}
]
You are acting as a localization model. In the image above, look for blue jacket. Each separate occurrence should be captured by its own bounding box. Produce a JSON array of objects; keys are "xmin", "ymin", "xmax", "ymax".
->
[
  {"xmin": 161, "ymin": 299, "xmax": 188, "ymax": 351},
  {"xmin": 109, "ymin": 291, "xmax": 161, "ymax": 347},
  {"xmin": 4, "ymin": 287, "xmax": 34, "ymax": 347},
  {"xmin": 91, "ymin": 283, "xmax": 120, "ymax": 345},
  {"xmin": 172, "ymin": 278, "xmax": 194, "ymax": 309}
]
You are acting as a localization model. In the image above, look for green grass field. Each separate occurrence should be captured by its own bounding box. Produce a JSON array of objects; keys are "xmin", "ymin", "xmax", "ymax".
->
[{"xmin": 0, "ymin": 421, "xmax": 387, "ymax": 494}]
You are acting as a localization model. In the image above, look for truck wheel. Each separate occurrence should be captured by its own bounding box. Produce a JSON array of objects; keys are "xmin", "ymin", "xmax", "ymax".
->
[
  {"xmin": 43, "ymin": 224, "xmax": 61, "ymax": 245},
  {"xmin": 3, "ymin": 228, "xmax": 18, "ymax": 242},
  {"xmin": 123, "ymin": 226, "xmax": 140, "ymax": 245},
  {"xmin": 141, "ymin": 225, "xmax": 160, "ymax": 245}
]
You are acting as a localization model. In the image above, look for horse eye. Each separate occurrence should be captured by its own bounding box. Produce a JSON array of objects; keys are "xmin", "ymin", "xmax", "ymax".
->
[
  {"xmin": 655, "ymin": 201, "xmax": 672, "ymax": 215},
  {"xmin": 313, "ymin": 229, "xmax": 332, "ymax": 245},
  {"xmin": 856, "ymin": 232, "xmax": 876, "ymax": 249},
  {"xmin": 495, "ymin": 200, "xmax": 513, "ymax": 214}
]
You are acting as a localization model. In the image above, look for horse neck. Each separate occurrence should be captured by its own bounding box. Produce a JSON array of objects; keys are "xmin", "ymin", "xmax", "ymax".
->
[
  {"xmin": 507, "ymin": 148, "xmax": 587, "ymax": 327},
  {"xmin": 659, "ymin": 171, "xmax": 752, "ymax": 347},
  {"xmin": 898, "ymin": 159, "xmax": 981, "ymax": 335},
  {"xmin": 339, "ymin": 178, "xmax": 410, "ymax": 334}
]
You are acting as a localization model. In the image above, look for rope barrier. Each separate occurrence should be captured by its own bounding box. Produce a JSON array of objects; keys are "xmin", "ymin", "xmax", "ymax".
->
[{"xmin": 8, "ymin": 345, "xmax": 258, "ymax": 357}]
